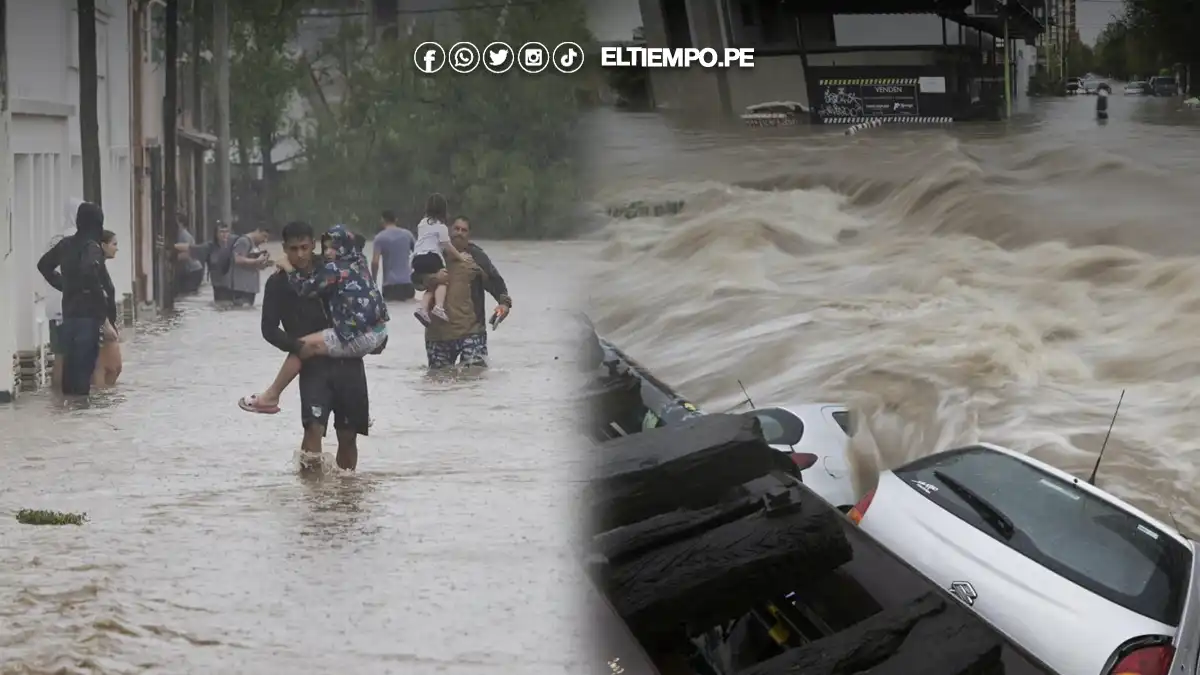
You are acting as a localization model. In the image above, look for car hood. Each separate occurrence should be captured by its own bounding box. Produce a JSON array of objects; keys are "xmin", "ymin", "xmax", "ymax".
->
[{"xmin": 861, "ymin": 472, "xmax": 1178, "ymax": 675}]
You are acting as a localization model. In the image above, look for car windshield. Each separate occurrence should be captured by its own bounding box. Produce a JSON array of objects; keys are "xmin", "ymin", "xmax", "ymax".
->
[{"xmin": 895, "ymin": 446, "xmax": 1191, "ymax": 626}]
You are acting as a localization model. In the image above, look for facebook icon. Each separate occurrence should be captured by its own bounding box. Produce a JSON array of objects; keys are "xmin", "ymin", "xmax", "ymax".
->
[{"xmin": 413, "ymin": 42, "xmax": 446, "ymax": 74}]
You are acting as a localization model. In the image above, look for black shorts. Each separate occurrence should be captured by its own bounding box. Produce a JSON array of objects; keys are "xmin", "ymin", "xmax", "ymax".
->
[
  {"xmin": 230, "ymin": 290, "xmax": 256, "ymax": 307},
  {"xmin": 382, "ymin": 283, "xmax": 415, "ymax": 301},
  {"xmin": 298, "ymin": 357, "xmax": 370, "ymax": 436},
  {"xmin": 411, "ymin": 252, "xmax": 444, "ymax": 276}
]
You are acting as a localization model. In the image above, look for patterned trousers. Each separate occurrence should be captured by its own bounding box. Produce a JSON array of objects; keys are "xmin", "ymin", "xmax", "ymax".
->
[{"xmin": 425, "ymin": 331, "xmax": 488, "ymax": 370}]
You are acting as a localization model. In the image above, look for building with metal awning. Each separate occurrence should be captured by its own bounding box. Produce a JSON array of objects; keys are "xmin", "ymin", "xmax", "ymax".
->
[{"xmin": 635, "ymin": 0, "xmax": 1046, "ymax": 123}]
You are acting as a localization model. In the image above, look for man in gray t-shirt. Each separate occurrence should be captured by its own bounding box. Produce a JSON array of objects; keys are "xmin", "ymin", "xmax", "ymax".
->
[
  {"xmin": 371, "ymin": 210, "xmax": 416, "ymax": 301},
  {"xmin": 229, "ymin": 226, "xmax": 272, "ymax": 307}
]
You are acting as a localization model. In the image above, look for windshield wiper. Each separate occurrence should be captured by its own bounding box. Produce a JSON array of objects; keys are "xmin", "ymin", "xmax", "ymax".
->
[{"xmin": 932, "ymin": 470, "xmax": 1016, "ymax": 540}]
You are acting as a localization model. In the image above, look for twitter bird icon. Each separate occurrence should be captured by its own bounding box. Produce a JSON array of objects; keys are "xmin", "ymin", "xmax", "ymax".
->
[{"xmin": 483, "ymin": 41, "xmax": 515, "ymax": 74}]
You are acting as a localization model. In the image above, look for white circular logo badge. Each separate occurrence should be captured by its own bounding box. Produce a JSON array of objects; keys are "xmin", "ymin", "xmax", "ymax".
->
[
  {"xmin": 413, "ymin": 42, "xmax": 446, "ymax": 74},
  {"xmin": 482, "ymin": 41, "xmax": 516, "ymax": 74},
  {"xmin": 552, "ymin": 42, "xmax": 585, "ymax": 74},
  {"xmin": 448, "ymin": 41, "xmax": 480, "ymax": 74},
  {"xmin": 517, "ymin": 42, "xmax": 550, "ymax": 74}
]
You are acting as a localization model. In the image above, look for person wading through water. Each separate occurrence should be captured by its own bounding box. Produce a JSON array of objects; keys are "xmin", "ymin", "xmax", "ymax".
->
[
  {"xmin": 423, "ymin": 216, "xmax": 512, "ymax": 370},
  {"xmin": 92, "ymin": 230, "xmax": 123, "ymax": 387},
  {"xmin": 36, "ymin": 201, "xmax": 113, "ymax": 395},
  {"xmin": 177, "ymin": 222, "xmax": 232, "ymax": 302},
  {"xmin": 371, "ymin": 209, "xmax": 416, "ymax": 301},
  {"xmin": 43, "ymin": 198, "xmax": 85, "ymax": 392},
  {"xmin": 228, "ymin": 226, "xmax": 272, "ymax": 307},
  {"xmin": 257, "ymin": 221, "xmax": 374, "ymax": 470}
]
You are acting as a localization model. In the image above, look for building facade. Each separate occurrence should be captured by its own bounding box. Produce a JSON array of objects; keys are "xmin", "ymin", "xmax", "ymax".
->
[
  {"xmin": 638, "ymin": 0, "xmax": 1044, "ymax": 123},
  {"xmin": 0, "ymin": 0, "xmax": 134, "ymax": 402}
]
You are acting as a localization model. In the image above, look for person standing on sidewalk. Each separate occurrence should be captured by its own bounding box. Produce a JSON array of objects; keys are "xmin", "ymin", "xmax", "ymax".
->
[{"xmin": 370, "ymin": 210, "xmax": 416, "ymax": 301}]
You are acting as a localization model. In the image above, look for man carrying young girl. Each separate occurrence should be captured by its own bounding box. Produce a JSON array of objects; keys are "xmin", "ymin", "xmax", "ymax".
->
[
  {"xmin": 239, "ymin": 224, "xmax": 388, "ymax": 418},
  {"xmin": 411, "ymin": 193, "xmax": 472, "ymax": 326}
]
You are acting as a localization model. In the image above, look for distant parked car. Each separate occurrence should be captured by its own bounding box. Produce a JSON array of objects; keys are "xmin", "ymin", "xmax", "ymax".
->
[
  {"xmin": 1065, "ymin": 78, "xmax": 1082, "ymax": 94},
  {"xmin": 1083, "ymin": 79, "xmax": 1112, "ymax": 95},
  {"xmin": 1150, "ymin": 76, "xmax": 1179, "ymax": 96},
  {"xmin": 1124, "ymin": 81, "xmax": 1150, "ymax": 95}
]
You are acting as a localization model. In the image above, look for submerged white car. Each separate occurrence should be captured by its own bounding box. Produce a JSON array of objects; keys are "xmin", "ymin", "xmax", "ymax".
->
[
  {"xmin": 1125, "ymin": 81, "xmax": 1149, "ymax": 95},
  {"xmin": 849, "ymin": 442, "xmax": 1200, "ymax": 675},
  {"xmin": 743, "ymin": 403, "xmax": 859, "ymax": 511}
]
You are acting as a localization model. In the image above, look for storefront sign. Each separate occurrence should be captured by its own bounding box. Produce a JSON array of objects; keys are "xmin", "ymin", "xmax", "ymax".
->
[{"xmin": 817, "ymin": 78, "xmax": 921, "ymax": 121}]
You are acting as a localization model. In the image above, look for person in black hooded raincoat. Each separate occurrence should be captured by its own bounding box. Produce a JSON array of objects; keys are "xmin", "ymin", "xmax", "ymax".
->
[{"xmin": 37, "ymin": 201, "xmax": 113, "ymax": 395}]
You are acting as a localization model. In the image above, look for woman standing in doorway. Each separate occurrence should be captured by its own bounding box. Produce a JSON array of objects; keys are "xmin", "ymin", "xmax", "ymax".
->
[{"xmin": 93, "ymin": 230, "xmax": 123, "ymax": 388}]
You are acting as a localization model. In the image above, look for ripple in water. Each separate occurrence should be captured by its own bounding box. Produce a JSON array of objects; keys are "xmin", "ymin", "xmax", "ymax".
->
[{"xmin": 584, "ymin": 107, "xmax": 1200, "ymax": 537}]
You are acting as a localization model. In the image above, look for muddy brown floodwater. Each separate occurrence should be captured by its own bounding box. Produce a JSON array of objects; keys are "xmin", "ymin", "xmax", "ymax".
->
[
  {"xmin": 0, "ymin": 241, "xmax": 593, "ymax": 674},
  {"xmin": 584, "ymin": 95, "xmax": 1200, "ymax": 536}
]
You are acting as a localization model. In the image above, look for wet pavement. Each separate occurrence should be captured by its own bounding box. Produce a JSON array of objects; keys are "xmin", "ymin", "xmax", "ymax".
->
[{"xmin": 0, "ymin": 241, "xmax": 592, "ymax": 674}]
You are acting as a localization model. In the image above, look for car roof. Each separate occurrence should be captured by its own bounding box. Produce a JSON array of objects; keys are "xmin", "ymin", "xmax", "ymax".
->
[
  {"xmin": 963, "ymin": 443, "xmax": 1193, "ymax": 550},
  {"xmin": 776, "ymin": 402, "xmax": 845, "ymax": 416}
]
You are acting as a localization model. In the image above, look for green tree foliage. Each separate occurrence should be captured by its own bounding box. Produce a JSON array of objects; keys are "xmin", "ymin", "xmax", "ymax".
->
[
  {"xmin": 1124, "ymin": 0, "xmax": 1198, "ymax": 81},
  {"xmin": 1094, "ymin": 19, "xmax": 1161, "ymax": 80},
  {"xmin": 1066, "ymin": 38, "xmax": 1094, "ymax": 79},
  {"xmin": 168, "ymin": 0, "xmax": 308, "ymax": 226},
  {"xmin": 227, "ymin": 0, "xmax": 309, "ymax": 225},
  {"xmin": 282, "ymin": 0, "xmax": 595, "ymax": 238},
  {"xmin": 1092, "ymin": 0, "xmax": 1199, "ymax": 91}
]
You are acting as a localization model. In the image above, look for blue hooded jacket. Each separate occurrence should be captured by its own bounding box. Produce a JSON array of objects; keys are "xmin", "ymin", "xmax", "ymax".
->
[{"xmin": 287, "ymin": 224, "xmax": 389, "ymax": 342}]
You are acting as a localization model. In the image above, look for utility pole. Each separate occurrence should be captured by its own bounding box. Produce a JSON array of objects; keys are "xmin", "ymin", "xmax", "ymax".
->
[
  {"xmin": 1059, "ymin": 0, "xmax": 1066, "ymax": 79},
  {"xmin": 214, "ymin": 0, "xmax": 232, "ymax": 230},
  {"xmin": 163, "ymin": 0, "xmax": 179, "ymax": 311},
  {"xmin": 1003, "ymin": 14, "xmax": 1011, "ymax": 118},
  {"xmin": 190, "ymin": 0, "xmax": 207, "ymax": 242},
  {"xmin": 78, "ymin": 0, "xmax": 102, "ymax": 205}
]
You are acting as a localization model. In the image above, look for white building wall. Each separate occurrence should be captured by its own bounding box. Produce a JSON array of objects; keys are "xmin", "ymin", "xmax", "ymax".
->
[
  {"xmin": 0, "ymin": 0, "xmax": 134, "ymax": 401},
  {"xmin": 0, "ymin": 111, "xmax": 13, "ymax": 400}
]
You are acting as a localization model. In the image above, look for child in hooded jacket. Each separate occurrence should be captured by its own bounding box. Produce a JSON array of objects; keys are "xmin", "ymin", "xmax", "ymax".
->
[{"xmin": 239, "ymin": 225, "xmax": 388, "ymax": 415}]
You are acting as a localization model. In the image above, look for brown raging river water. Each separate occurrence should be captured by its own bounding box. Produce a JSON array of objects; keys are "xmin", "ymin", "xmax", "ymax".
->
[
  {"xmin": 583, "ymin": 94, "xmax": 1200, "ymax": 536},
  {"xmin": 0, "ymin": 241, "xmax": 591, "ymax": 674}
]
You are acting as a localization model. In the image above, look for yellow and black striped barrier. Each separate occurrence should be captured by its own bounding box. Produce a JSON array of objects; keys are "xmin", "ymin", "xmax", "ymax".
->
[{"xmin": 819, "ymin": 78, "xmax": 919, "ymax": 86}]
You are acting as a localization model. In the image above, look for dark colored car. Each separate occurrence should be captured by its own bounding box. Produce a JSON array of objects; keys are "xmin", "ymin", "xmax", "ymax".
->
[
  {"xmin": 580, "ymin": 331, "xmax": 1066, "ymax": 675},
  {"xmin": 697, "ymin": 492, "xmax": 1067, "ymax": 675},
  {"xmin": 589, "ymin": 576, "xmax": 663, "ymax": 675},
  {"xmin": 1151, "ymin": 76, "xmax": 1179, "ymax": 96}
]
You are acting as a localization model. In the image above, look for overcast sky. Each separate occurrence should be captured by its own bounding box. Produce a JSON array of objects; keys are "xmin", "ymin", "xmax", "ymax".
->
[
  {"xmin": 587, "ymin": 0, "xmax": 641, "ymax": 42},
  {"xmin": 1076, "ymin": 0, "xmax": 1125, "ymax": 45},
  {"xmin": 586, "ymin": 0, "xmax": 1124, "ymax": 45}
]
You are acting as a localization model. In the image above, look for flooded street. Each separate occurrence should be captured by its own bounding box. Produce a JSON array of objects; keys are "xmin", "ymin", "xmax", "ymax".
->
[
  {"xmin": 0, "ymin": 241, "xmax": 590, "ymax": 674},
  {"xmin": 583, "ymin": 94, "xmax": 1200, "ymax": 534}
]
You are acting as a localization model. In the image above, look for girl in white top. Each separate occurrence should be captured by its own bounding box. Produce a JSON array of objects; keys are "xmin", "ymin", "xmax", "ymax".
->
[{"xmin": 411, "ymin": 193, "xmax": 471, "ymax": 325}]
